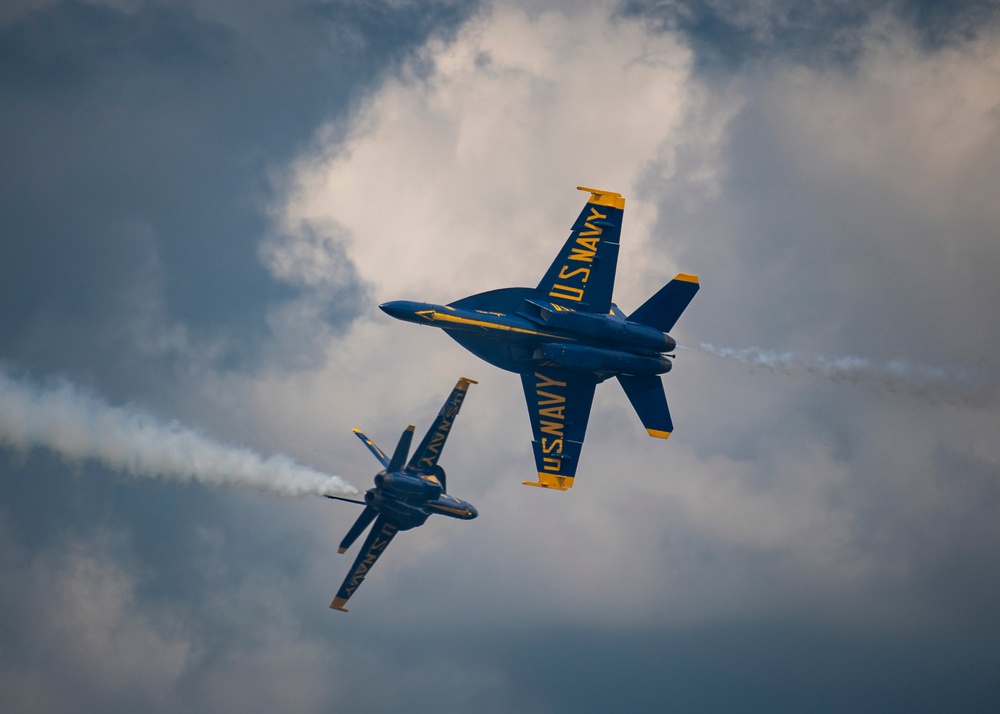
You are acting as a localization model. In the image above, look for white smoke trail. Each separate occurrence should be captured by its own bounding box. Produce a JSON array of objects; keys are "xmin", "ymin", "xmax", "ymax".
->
[
  {"xmin": 0, "ymin": 368, "xmax": 358, "ymax": 498},
  {"xmin": 685, "ymin": 343, "xmax": 999, "ymax": 408}
]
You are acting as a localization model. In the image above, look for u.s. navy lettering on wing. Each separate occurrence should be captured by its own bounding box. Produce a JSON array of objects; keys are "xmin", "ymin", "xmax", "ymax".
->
[
  {"xmin": 549, "ymin": 206, "xmax": 606, "ymax": 302},
  {"xmin": 417, "ymin": 389, "xmax": 466, "ymax": 469},
  {"xmin": 344, "ymin": 522, "xmax": 398, "ymax": 597},
  {"xmin": 534, "ymin": 372, "xmax": 567, "ymax": 472}
]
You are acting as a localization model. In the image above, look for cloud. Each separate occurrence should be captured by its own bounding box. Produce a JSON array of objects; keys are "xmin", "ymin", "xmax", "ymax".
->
[
  {"xmin": 0, "ymin": 526, "xmax": 191, "ymax": 711},
  {"xmin": 4, "ymin": 0, "xmax": 1000, "ymax": 711},
  {"xmin": 252, "ymin": 0, "xmax": 1000, "ymax": 633}
]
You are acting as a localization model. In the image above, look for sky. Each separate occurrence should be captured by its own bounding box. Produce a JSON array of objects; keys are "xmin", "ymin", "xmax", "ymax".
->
[{"xmin": 2, "ymin": 0, "xmax": 999, "ymax": 711}]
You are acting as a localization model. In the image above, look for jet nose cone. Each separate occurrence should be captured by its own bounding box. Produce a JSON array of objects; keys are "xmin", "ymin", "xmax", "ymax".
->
[
  {"xmin": 467, "ymin": 504, "xmax": 479, "ymax": 520},
  {"xmin": 380, "ymin": 300, "xmax": 429, "ymax": 323},
  {"xmin": 379, "ymin": 301, "xmax": 409, "ymax": 319}
]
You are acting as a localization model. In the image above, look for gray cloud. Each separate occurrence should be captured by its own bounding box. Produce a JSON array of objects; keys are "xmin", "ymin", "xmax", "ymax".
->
[
  {"xmin": 621, "ymin": 0, "xmax": 1000, "ymax": 71},
  {"xmin": 2, "ymin": 1, "xmax": 1000, "ymax": 712}
]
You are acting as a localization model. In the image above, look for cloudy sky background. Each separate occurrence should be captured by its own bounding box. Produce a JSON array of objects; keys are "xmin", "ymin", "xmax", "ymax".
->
[{"xmin": 2, "ymin": 0, "xmax": 999, "ymax": 711}]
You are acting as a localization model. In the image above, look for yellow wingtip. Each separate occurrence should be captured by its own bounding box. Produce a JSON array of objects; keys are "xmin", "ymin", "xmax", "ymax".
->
[
  {"xmin": 675, "ymin": 273, "xmax": 699, "ymax": 284},
  {"xmin": 522, "ymin": 473, "xmax": 574, "ymax": 491},
  {"xmin": 330, "ymin": 597, "xmax": 349, "ymax": 612},
  {"xmin": 647, "ymin": 429, "xmax": 672, "ymax": 439},
  {"xmin": 576, "ymin": 185, "xmax": 625, "ymax": 210},
  {"xmin": 337, "ymin": 547, "xmax": 347, "ymax": 554}
]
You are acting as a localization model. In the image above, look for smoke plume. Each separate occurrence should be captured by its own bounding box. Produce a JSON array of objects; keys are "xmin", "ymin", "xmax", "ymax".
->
[
  {"xmin": 0, "ymin": 368, "xmax": 357, "ymax": 498},
  {"xmin": 686, "ymin": 343, "xmax": 998, "ymax": 408}
]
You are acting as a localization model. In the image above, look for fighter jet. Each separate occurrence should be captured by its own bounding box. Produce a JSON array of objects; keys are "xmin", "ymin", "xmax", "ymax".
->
[
  {"xmin": 380, "ymin": 187, "xmax": 698, "ymax": 492},
  {"xmin": 327, "ymin": 377, "xmax": 479, "ymax": 612}
]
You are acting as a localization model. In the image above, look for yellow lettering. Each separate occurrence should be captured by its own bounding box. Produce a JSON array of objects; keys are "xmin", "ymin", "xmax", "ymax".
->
[
  {"xmin": 569, "ymin": 247, "xmax": 595, "ymax": 262},
  {"xmin": 549, "ymin": 284, "xmax": 585, "ymax": 301},
  {"xmin": 542, "ymin": 456, "xmax": 562, "ymax": 472},
  {"xmin": 575, "ymin": 236, "xmax": 600, "ymax": 252},
  {"xmin": 558, "ymin": 265, "xmax": 590, "ymax": 282},
  {"xmin": 541, "ymin": 437, "xmax": 563, "ymax": 454},
  {"xmin": 540, "ymin": 420, "xmax": 564, "ymax": 437},
  {"xmin": 588, "ymin": 207, "xmax": 607, "ymax": 221},
  {"xmin": 539, "ymin": 406, "xmax": 565, "ymax": 420},
  {"xmin": 535, "ymin": 373, "xmax": 567, "ymax": 389},
  {"xmin": 536, "ymin": 390, "xmax": 564, "ymax": 406}
]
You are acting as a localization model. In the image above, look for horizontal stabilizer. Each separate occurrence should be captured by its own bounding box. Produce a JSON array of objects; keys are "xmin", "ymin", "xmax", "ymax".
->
[
  {"xmin": 618, "ymin": 375, "xmax": 673, "ymax": 438},
  {"xmin": 338, "ymin": 504, "xmax": 377, "ymax": 554},
  {"xmin": 627, "ymin": 274, "xmax": 699, "ymax": 333}
]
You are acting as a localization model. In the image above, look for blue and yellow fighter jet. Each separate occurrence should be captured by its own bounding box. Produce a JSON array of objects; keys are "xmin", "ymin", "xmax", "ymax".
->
[
  {"xmin": 380, "ymin": 187, "xmax": 698, "ymax": 492},
  {"xmin": 326, "ymin": 377, "xmax": 479, "ymax": 612}
]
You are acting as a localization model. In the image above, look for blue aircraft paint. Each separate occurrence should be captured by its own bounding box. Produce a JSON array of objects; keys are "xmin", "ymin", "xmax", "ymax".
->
[
  {"xmin": 379, "ymin": 187, "xmax": 700, "ymax": 490},
  {"xmin": 328, "ymin": 377, "xmax": 478, "ymax": 612}
]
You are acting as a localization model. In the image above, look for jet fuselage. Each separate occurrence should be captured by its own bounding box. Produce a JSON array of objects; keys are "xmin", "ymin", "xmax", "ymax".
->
[{"xmin": 380, "ymin": 299, "xmax": 676, "ymax": 378}]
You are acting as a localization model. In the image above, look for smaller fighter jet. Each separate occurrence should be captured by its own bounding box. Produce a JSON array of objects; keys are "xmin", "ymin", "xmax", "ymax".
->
[{"xmin": 326, "ymin": 377, "xmax": 479, "ymax": 612}]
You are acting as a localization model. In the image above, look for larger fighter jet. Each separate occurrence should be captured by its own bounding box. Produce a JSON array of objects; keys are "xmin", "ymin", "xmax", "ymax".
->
[
  {"xmin": 327, "ymin": 377, "xmax": 478, "ymax": 611},
  {"xmin": 380, "ymin": 187, "xmax": 699, "ymax": 492}
]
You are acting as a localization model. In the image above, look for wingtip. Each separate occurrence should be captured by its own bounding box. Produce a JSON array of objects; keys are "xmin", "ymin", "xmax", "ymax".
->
[
  {"xmin": 337, "ymin": 547, "xmax": 347, "ymax": 554},
  {"xmin": 647, "ymin": 429, "xmax": 672, "ymax": 439},
  {"xmin": 522, "ymin": 473, "xmax": 574, "ymax": 491},
  {"xmin": 576, "ymin": 185, "xmax": 625, "ymax": 210},
  {"xmin": 674, "ymin": 273, "xmax": 699, "ymax": 284},
  {"xmin": 330, "ymin": 597, "xmax": 349, "ymax": 612}
]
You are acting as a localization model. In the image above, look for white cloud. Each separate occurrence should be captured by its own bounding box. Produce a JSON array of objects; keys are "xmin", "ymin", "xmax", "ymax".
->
[
  {"xmin": 278, "ymin": 1, "xmax": 706, "ymax": 304},
  {"xmin": 233, "ymin": 0, "xmax": 1000, "ymax": 631}
]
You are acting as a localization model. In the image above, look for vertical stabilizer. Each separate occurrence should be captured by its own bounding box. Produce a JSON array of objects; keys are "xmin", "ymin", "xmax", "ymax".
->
[{"xmin": 628, "ymin": 274, "xmax": 699, "ymax": 333}]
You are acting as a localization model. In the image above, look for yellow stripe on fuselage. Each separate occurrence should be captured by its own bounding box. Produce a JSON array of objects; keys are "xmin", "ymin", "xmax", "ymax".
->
[
  {"xmin": 427, "ymin": 503, "xmax": 473, "ymax": 517},
  {"xmin": 427, "ymin": 311, "xmax": 573, "ymax": 340}
]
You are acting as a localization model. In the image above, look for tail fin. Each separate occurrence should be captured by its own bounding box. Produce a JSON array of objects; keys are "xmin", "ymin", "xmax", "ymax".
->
[
  {"xmin": 387, "ymin": 425, "xmax": 415, "ymax": 473},
  {"xmin": 618, "ymin": 375, "xmax": 673, "ymax": 439},
  {"xmin": 628, "ymin": 273, "xmax": 699, "ymax": 333}
]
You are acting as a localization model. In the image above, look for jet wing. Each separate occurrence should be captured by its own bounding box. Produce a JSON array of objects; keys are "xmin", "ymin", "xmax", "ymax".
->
[
  {"xmin": 330, "ymin": 515, "xmax": 400, "ymax": 612},
  {"xmin": 535, "ymin": 186, "xmax": 624, "ymax": 315},
  {"xmin": 407, "ymin": 376, "xmax": 477, "ymax": 476},
  {"xmin": 520, "ymin": 369, "xmax": 598, "ymax": 491}
]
